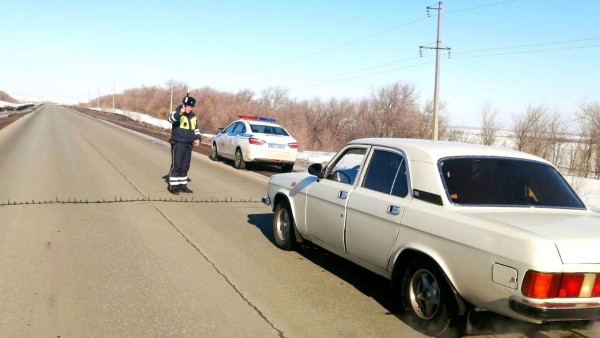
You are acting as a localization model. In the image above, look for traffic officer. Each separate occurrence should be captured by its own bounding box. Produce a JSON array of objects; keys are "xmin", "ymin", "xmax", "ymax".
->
[{"xmin": 167, "ymin": 96, "xmax": 201, "ymax": 194}]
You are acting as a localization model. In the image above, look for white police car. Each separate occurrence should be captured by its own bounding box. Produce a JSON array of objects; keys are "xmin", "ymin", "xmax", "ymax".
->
[{"xmin": 210, "ymin": 115, "xmax": 298, "ymax": 172}]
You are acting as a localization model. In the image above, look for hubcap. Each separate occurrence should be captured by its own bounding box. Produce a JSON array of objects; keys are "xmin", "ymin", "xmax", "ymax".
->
[
  {"xmin": 408, "ymin": 269, "xmax": 441, "ymax": 320},
  {"xmin": 275, "ymin": 208, "xmax": 290, "ymax": 241}
]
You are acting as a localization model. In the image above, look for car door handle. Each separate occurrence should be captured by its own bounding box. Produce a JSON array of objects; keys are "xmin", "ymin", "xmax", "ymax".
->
[
  {"xmin": 387, "ymin": 205, "xmax": 400, "ymax": 215},
  {"xmin": 338, "ymin": 191, "xmax": 348, "ymax": 199}
]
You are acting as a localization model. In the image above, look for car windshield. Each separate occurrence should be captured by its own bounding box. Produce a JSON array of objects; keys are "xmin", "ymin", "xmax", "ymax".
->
[
  {"xmin": 440, "ymin": 157, "xmax": 585, "ymax": 208},
  {"xmin": 249, "ymin": 124, "xmax": 289, "ymax": 136}
]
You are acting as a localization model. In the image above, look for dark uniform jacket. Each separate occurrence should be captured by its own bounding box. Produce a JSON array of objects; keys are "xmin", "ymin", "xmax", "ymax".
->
[{"xmin": 168, "ymin": 105, "xmax": 201, "ymax": 143}]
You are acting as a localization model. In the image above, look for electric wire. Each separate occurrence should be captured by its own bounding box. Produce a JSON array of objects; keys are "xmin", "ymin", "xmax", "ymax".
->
[
  {"xmin": 288, "ymin": 37, "xmax": 598, "ymax": 90},
  {"xmin": 233, "ymin": 0, "xmax": 518, "ymax": 77}
]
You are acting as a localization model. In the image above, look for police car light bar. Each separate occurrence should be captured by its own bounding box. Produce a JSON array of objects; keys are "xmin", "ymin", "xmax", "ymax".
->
[{"xmin": 238, "ymin": 115, "xmax": 276, "ymax": 123}]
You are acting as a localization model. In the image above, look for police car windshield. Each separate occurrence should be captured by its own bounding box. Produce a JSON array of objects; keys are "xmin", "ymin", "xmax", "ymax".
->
[{"xmin": 250, "ymin": 124, "xmax": 289, "ymax": 136}]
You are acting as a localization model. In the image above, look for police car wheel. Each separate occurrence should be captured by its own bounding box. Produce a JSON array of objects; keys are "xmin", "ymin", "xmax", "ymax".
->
[
  {"xmin": 234, "ymin": 148, "xmax": 246, "ymax": 169},
  {"xmin": 210, "ymin": 144, "xmax": 220, "ymax": 161}
]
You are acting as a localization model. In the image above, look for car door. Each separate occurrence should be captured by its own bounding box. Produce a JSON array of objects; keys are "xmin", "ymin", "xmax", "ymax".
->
[
  {"xmin": 305, "ymin": 146, "xmax": 368, "ymax": 250},
  {"xmin": 217, "ymin": 122, "xmax": 237, "ymax": 159},
  {"xmin": 345, "ymin": 148, "xmax": 412, "ymax": 270},
  {"xmin": 231, "ymin": 122, "xmax": 248, "ymax": 154}
]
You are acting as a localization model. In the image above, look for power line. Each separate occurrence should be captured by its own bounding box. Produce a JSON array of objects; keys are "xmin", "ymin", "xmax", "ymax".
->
[
  {"xmin": 452, "ymin": 43, "xmax": 600, "ymax": 59},
  {"xmin": 453, "ymin": 37, "xmax": 600, "ymax": 55},
  {"xmin": 286, "ymin": 37, "xmax": 598, "ymax": 91},
  {"xmin": 289, "ymin": 61, "xmax": 435, "ymax": 91},
  {"xmin": 232, "ymin": 17, "xmax": 429, "ymax": 77},
  {"xmin": 444, "ymin": 0, "xmax": 517, "ymax": 16},
  {"xmin": 288, "ymin": 56, "xmax": 423, "ymax": 86},
  {"xmin": 231, "ymin": 0, "xmax": 518, "ymax": 77}
]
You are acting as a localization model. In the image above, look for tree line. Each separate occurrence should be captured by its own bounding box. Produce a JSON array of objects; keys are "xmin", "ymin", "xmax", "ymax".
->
[{"xmin": 85, "ymin": 80, "xmax": 600, "ymax": 179}]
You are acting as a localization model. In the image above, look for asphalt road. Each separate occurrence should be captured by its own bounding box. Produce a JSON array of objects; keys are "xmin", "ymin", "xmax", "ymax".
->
[{"xmin": 0, "ymin": 105, "xmax": 598, "ymax": 337}]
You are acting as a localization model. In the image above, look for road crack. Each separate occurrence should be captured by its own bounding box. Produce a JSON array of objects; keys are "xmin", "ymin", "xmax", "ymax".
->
[{"xmin": 149, "ymin": 202, "xmax": 286, "ymax": 338}]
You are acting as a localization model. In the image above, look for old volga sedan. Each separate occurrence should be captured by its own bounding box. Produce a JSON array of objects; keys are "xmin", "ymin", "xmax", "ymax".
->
[{"xmin": 261, "ymin": 138, "xmax": 600, "ymax": 336}]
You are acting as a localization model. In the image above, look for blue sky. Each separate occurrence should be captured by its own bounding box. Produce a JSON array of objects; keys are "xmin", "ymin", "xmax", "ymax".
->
[{"xmin": 2, "ymin": 0, "xmax": 599, "ymax": 127}]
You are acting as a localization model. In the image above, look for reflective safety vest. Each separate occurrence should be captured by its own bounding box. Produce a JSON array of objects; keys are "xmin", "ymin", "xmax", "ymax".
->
[{"xmin": 179, "ymin": 115, "xmax": 197, "ymax": 130}]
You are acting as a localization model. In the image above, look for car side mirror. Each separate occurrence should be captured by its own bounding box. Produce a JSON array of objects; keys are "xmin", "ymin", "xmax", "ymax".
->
[
  {"xmin": 308, "ymin": 163, "xmax": 323, "ymax": 177},
  {"xmin": 216, "ymin": 128, "xmax": 224, "ymax": 134}
]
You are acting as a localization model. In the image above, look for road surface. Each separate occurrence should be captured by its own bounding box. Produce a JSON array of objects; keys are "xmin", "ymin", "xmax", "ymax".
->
[{"xmin": 0, "ymin": 105, "xmax": 598, "ymax": 337}]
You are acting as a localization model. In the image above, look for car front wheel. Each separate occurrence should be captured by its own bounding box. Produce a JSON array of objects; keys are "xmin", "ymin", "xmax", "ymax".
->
[
  {"xmin": 273, "ymin": 201, "xmax": 295, "ymax": 250},
  {"xmin": 400, "ymin": 258, "xmax": 460, "ymax": 336},
  {"xmin": 234, "ymin": 148, "xmax": 246, "ymax": 169},
  {"xmin": 210, "ymin": 144, "xmax": 220, "ymax": 161}
]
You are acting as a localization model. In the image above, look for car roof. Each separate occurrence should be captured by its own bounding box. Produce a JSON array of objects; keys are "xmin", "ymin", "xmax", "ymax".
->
[
  {"xmin": 349, "ymin": 138, "xmax": 550, "ymax": 165},
  {"xmin": 237, "ymin": 119, "xmax": 282, "ymax": 128}
]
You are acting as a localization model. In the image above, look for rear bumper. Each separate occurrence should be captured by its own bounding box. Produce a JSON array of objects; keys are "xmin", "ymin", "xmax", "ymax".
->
[
  {"xmin": 509, "ymin": 298, "xmax": 600, "ymax": 321},
  {"xmin": 244, "ymin": 145, "xmax": 297, "ymax": 163},
  {"xmin": 252, "ymin": 158, "xmax": 295, "ymax": 165}
]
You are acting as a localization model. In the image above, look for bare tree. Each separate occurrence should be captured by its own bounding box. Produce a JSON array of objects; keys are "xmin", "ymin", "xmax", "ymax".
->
[
  {"xmin": 511, "ymin": 105, "xmax": 549, "ymax": 156},
  {"xmin": 545, "ymin": 110, "xmax": 569, "ymax": 167},
  {"xmin": 576, "ymin": 102, "xmax": 600, "ymax": 178},
  {"xmin": 369, "ymin": 82, "xmax": 421, "ymax": 138},
  {"xmin": 260, "ymin": 86, "xmax": 289, "ymax": 111},
  {"xmin": 418, "ymin": 99, "xmax": 452, "ymax": 140},
  {"xmin": 479, "ymin": 103, "xmax": 502, "ymax": 146}
]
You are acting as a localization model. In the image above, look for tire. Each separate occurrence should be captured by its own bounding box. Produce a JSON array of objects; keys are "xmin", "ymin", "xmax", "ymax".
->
[
  {"xmin": 210, "ymin": 144, "xmax": 219, "ymax": 161},
  {"xmin": 281, "ymin": 163, "xmax": 294, "ymax": 173},
  {"xmin": 273, "ymin": 201, "xmax": 295, "ymax": 250},
  {"xmin": 400, "ymin": 258, "xmax": 460, "ymax": 337},
  {"xmin": 234, "ymin": 148, "xmax": 246, "ymax": 169}
]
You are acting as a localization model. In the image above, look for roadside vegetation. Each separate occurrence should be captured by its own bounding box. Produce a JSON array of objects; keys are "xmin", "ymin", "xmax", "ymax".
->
[{"xmin": 3, "ymin": 81, "xmax": 599, "ymax": 179}]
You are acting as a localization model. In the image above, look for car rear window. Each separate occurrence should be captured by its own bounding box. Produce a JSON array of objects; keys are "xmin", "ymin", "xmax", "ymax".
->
[
  {"xmin": 250, "ymin": 124, "xmax": 289, "ymax": 136},
  {"xmin": 440, "ymin": 157, "xmax": 585, "ymax": 208}
]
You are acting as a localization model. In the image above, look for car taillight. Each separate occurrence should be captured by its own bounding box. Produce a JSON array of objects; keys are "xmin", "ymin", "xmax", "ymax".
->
[
  {"xmin": 249, "ymin": 138, "xmax": 265, "ymax": 145},
  {"xmin": 522, "ymin": 271, "xmax": 561, "ymax": 298},
  {"xmin": 593, "ymin": 275, "xmax": 600, "ymax": 297},
  {"xmin": 288, "ymin": 143, "xmax": 298, "ymax": 149},
  {"xmin": 559, "ymin": 274, "xmax": 585, "ymax": 298},
  {"xmin": 522, "ymin": 271, "xmax": 600, "ymax": 299}
]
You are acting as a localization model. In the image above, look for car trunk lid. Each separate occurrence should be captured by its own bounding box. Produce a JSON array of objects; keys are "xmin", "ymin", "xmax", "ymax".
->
[{"xmin": 466, "ymin": 211, "xmax": 600, "ymax": 264}]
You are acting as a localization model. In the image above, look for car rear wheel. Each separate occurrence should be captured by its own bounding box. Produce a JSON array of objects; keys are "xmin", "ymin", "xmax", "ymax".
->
[
  {"xmin": 210, "ymin": 144, "xmax": 220, "ymax": 161},
  {"xmin": 234, "ymin": 148, "xmax": 246, "ymax": 169},
  {"xmin": 281, "ymin": 163, "xmax": 294, "ymax": 173},
  {"xmin": 400, "ymin": 258, "xmax": 460, "ymax": 336},
  {"xmin": 273, "ymin": 201, "xmax": 295, "ymax": 250}
]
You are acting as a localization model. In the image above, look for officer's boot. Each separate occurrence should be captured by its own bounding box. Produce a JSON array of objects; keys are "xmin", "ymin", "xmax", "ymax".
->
[
  {"xmin": 168, "ymin": 185, "xmax": 179, "ymax": 195},
  {"xmin": 179, "ymin": 185, "xmax": 193, "ymax": 193}
]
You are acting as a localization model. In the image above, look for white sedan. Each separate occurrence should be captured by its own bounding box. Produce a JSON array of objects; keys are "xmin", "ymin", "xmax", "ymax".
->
[
  {"xmin": 262, "ymin": 138, "xmax": 600, "ymax": 336},
  {"xmin": 210, "ymin": 115, "xmax": 297, "ymax": 172}
]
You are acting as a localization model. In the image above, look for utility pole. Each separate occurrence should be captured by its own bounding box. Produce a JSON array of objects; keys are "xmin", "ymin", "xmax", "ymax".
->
[
  {"xmin": 420, "ymin": 2, "xmax": 450, "ymax": 141},
  {"xmin": 112, "ymin": 82, "xmax": 115, "ymax": 110},
  {"xmin": 97, "ymin": 88, "xmax": 100, "ymax": 109}
]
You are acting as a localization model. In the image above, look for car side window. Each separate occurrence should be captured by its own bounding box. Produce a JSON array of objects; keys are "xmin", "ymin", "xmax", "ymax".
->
[
  {"xmin": 224, "ymin": 123, "xmax": 237, "ymax": 134},
  {"xmin": 232, "ymin": 122, "xmax": 246, "ymax": 134},
  {"xmin": 326, "ymin": 148, "xmax": 367, "ymax": 185},
  {"xmin": 363, "ymin": 150, "xmax": 408, "ymax": 197}
]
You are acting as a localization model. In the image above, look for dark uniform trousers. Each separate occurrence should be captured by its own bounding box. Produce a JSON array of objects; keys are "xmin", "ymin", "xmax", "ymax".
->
[{"xmin": 169, "ymin": 142, "xmax": 193, "ymax": 188}]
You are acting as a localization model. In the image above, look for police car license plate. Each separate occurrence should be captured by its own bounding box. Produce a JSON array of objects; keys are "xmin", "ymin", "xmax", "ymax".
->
[{"xmin": 268, "ymin": 143, "xmax": 285, "ymax": 149}]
